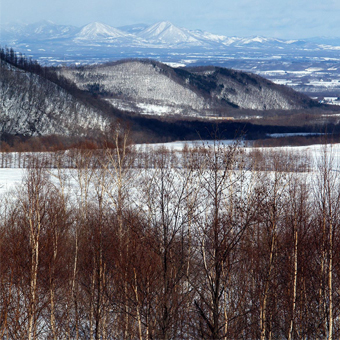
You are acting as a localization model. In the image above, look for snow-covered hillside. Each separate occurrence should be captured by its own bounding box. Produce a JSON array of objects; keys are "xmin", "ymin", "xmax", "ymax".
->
[
  {"xmin": 58, "ymin": 60, "xmax": 317, "ymax": 117},
  {"xmin": 137, "ymin": 21, "xmax": 201, "ymax": 46},
  {"xmin": 60, "ymin": 60, "xmax": 207, "ymax": 116},
  {"xmin": 0, "ymin": 60, "xmax": 108, "ymax": 136},
  {"xmin": 200, "ymin": 68, "xmax": 310, "ymax": 110},
  {"xmin": 74, "ymin": 22, "xmax": 131, "ymax": 42}
]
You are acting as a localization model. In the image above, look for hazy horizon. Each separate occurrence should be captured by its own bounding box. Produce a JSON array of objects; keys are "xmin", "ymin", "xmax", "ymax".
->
[{"xmin": 1, "ymin": 0, "xmax": 340, "ymax": 40}]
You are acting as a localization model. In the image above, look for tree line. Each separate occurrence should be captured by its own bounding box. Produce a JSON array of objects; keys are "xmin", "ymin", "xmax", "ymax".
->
[{"xmin": 0, "ymin": 133, "xmax": 339, "ymax": 339}]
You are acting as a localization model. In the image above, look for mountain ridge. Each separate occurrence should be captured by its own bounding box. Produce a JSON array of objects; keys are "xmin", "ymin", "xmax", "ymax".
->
[
  {"xmin": 1, "ymin": 50, "xmax": 339, "ymax": 145},
  {"xmin": 2, "ymin": 20, "xmax": 337, "ymax": 50},
  {"xmin": 74, "ymin": 22, "xmax": 131, "ymax": 41},
  {"xmin": 0, "ymin": 57, "xmax": 109, "ymax": 137},
  {"xmin": 58, "ymin": 59, "xmax": 319, "ymax": 117}
]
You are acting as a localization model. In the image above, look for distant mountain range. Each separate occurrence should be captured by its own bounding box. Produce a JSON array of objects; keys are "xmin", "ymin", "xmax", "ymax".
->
[
  {"xmin": 2, "ymin": 20, "xmax": 340, "ymax": 59},
  {"xmin": 0, "ymin": 20, "xmax": 268, "ymax": 47}
]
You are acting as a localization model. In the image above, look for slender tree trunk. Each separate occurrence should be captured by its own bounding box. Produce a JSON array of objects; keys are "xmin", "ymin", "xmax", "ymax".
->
[
  {"xmin": 288, "ymin": 225, "xmax": 298, "ymax": 340},
  {"xmin": 90, "ymin": 265, "xmax": 95, "ymax": 340},
  {"xmin": 328, "ymin": 218, "xmax": 333, "ymax": 340},
  {"xmin": 261, "ymin": 222, "xmax": 276, "ymax": 340},
  {"xmin": 133, "ymin": 268, "xmax": 143, "ymax": 340},
  {"xmin": 28, "ymin": 236, "xmax": 38, "ymax": 340},
  {"xmin": 72, "ymin": 234, "xmax": 79, "ymax": 340},
  {"xmin": 50, "ymin": 282, "xmax": 57, "ymax": 340}
]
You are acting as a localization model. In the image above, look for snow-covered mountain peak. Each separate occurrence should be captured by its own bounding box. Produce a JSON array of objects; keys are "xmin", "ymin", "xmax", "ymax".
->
[
  {"xmin": 153, "ymin": 21, "xmax": 175, "ymax": 31},
  {"xmin": 138, "ymin": 21, "xmax": 198, "ymax": 44},
  {"xmin": 32, "ymin": 21, "xmax": 57, "ymax": 34},
  {"xmin": 190, "ymin": 29, "xmax": 227, "ymax": 43},
  {"xmin": 1, "ymin": 21, "xmax": 80, "ymax": 41},
  {"xmin": 27, "ymin": 20, "xmax": 54, "ymax": 30},
  {"xmin": 28, "ymin": 21, "xmax": 77, "ymax": 37},
  {"xmin": 75, "ymin": 22, "xmax": 129, "ymax": 40},
  {"xmin": 240, "ymin": 36, "xmax": 272, "ymax": 44},
  {"xmin": 1, "ymin": 20, "xmax": 335, "ymax": 57}
]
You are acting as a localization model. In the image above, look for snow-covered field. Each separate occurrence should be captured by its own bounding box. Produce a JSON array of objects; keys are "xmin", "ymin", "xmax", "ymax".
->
[
  {"xmin": 1, "ymin": 142, "xmax": 340, "ymax": 197},
  {"xmin": 0, "ymin": 169, "xmax": 25, "ymax": 195},
  {"xmin": 136, "ymin": 139, "xmax": 238, "ymax": 150}
]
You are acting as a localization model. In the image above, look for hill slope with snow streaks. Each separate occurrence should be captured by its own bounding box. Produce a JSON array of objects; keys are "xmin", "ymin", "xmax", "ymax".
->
[
  {"xmin": 0, "ymin": 60, "xmax": 108, "ymax": 136},
  {"xmin": 58, "ymin": 60, "xmax": 317, "ymax": 117}
]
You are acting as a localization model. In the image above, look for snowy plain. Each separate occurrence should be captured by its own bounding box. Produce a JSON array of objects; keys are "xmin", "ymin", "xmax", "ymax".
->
[{"xmin": 1, "ymin": 141, "xmax": 340, "ymax": 197}]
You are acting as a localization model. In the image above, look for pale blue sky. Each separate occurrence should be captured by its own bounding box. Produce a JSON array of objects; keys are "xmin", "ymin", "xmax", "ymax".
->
[{"xmin": 1, "ymin": 0, "xmax": 339, "ymax": 39}]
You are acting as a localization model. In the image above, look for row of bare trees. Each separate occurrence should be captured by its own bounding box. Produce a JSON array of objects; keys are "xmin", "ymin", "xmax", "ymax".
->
[{"xmin": 0, "ymin": 138, "xmax": 339, "ymax": 339}]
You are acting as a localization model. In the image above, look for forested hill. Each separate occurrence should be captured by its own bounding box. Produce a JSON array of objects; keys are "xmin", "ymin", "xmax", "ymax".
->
[
  {"xmin": 59, "ymin": 59, "xmax": 318, "ymax": 117},
  {"xmin": 0, "ymin": 48, "xmax": 109, "ymax": 138},
  {"xmin": 0, "ymin": 47, "xmax": 337, "ymax": 147}
]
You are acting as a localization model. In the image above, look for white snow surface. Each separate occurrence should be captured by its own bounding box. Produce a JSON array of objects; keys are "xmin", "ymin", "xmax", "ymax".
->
[
  {"xmin": 0, "ymin": 62, "xmax": 108, "ymax": 136},
  {"xmin": 4, "ymin": 20, "xmax": 340, "ymax": 53},
  {"xmin": 59, "ymin": 59, "xmax": 310, "ymax": 116},
  {"xmin": 61, "ymin": 61, "xmax": 206, "ymax": 111},
  {"xmin": 135, "ymin": 140, "xmax": 237, "ymax": 151},
  {"xmin": 74, "ymin": 22, "xmax": 130, "ymax": 41},
  {"xmin": 0, "ymin": 169, "xmax": 25, "ymax": 196},
  {"xmin": 1, "ymin": 143, "xmax": 340, "ymax": 197},
  {"xmin": 138, "ymin": 21, "xmax": 199, "ymax": 45}
]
